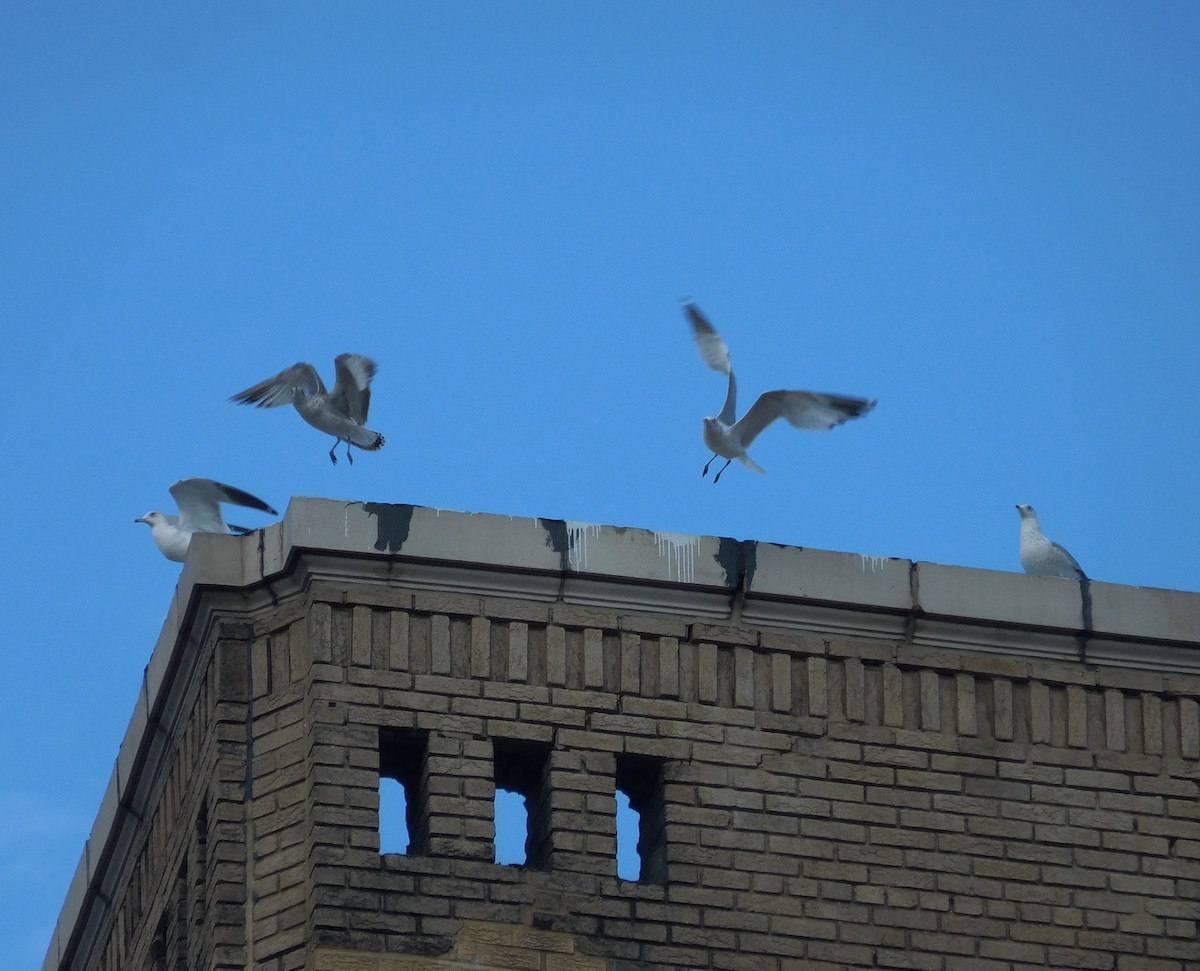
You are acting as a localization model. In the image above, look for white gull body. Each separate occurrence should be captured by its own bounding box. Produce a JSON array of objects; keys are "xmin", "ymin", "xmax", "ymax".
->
[
  {"xmin": 1016, "ymin": 504, "xmax": 1086, "ymax": 579},
  {"xmin": 230, "ymin": 352, "xmax": 385, "ymax": 465},
  {"xmin": 136, "ymin": 478, "xmax": 278, "ymax": 562},
  {"xmin": 684, "ymin": 301, "xmax": 877, "ymax": 483}
]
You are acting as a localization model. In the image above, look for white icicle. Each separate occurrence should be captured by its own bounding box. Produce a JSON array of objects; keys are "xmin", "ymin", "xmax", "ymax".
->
[
  {"xmin": 565, "ymin": 521, "xmax": 603, "ymax": 571},
  {"xmin": 859, "ymin": 554, "xmax": 888, "ymax": 575},
  {"xmin": 654, "ymin": 531, "xmax": 702, "ymax": 584}
]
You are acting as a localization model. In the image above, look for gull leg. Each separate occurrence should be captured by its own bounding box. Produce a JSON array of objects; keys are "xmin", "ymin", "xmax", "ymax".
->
[
  {"xmin": 328, "ymin": 439, "xmax": 339, "ymax": 465},
  {"xmin": 702, "ymin": 453, "xmax": 718, "ymax": 477},
  {"xmin": 712, "ymin": 459, "xmax": 733, "ymax": 484},
  {"xmin": 346, "ymin": 441, "xmax": 355, "ymax": 465}
]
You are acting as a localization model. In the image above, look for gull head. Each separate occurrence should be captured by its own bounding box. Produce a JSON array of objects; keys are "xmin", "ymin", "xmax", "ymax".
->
[
  {"xmin": 702, "ymin": 416, "xmax": 733, "ymax": 457},
  {"xmin": 1015, "ymin": 504, "xmax": 1038, "ymax": 522},
  {"xmin": 135, "ymin": 511, "xmax": 168, "ymax": 527}
]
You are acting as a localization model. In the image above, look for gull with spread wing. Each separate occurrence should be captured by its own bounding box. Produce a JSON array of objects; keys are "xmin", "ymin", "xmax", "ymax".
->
[
  {"xmin": 136, "ymin": 478, "xmax": 278, "ymax": 562},
  {"xmin": 684, "ymin": 301, "xmax": 877, "ymax": 483},
  {"xmin": 230, "ymin": 353, "xmax": 385, "ymax": 465}
]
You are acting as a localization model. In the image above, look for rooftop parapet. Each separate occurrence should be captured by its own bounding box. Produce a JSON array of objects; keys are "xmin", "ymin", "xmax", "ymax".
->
[{"xmin": 43, "ymin": 497, "xmax": 1200, "ymax": 971}]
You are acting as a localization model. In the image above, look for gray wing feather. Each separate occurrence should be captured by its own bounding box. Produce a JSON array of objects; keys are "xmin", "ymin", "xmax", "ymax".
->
[
  {"xmin": 230, "ymin": 362, "xmax": 325, "ymax": 408},
  {"xmin": 328, "ymin": 353, "xmax": 377, "ymax": 423},
  {"xmin": 684, "ymin": 302, "xmax": 732, "ymax": 375},
  {"xmin": 718, "ymin": 370, "xmax": 738, "ymax": 426},
  {"xmin": 734, "ymin": 390, "xmax": 876, "ymax": 447},
  {"xmin": 1048, "ymin": 541, "xmax": 1087, "ymax": 579},
  {"xmin": 169, "ymin": 478, "xmax": 229, "ymax": 533},
  {"xmin": 170, "ymin": 478, "xmax": 277, "ymax": 534}
]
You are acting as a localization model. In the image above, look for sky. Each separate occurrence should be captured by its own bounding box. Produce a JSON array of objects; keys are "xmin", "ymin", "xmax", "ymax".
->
[{"xmin": 3, "ymin": 2, "xmax": 1199, "ymax": 966}]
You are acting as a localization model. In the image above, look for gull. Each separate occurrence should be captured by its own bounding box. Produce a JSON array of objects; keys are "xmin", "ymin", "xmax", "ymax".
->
[
  {"xmin": 136, "ymin": 478, "xmax": 278, "ymax": 562},
  {"xmin": 1016, "ymin": 504, "xmax": 1086, "ymax": 579},
  {"xmin": 684, "ymin": 301, "xmax": 877, "ymax": 483},
  {"xmin": 230, "ymin": 353, "xmax": 385, "ymax": 465}
]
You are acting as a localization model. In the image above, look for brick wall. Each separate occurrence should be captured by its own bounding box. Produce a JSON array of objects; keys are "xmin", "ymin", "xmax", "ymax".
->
[
  {"xmin": 289, "ymin": 581, "xmax": 1199, "ymax": 971},
  {"xmin": 71, "ymin": 568, "xmax": 1200, "ymax": 971},
  {"xmin": 87, "ymin": 627, "xmax": 251, "ymax": 971}
]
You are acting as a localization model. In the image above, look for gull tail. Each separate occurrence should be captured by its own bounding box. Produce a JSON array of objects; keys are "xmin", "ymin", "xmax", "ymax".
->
[
  {"xmin": 737, "ymin": 454, "xmax": 766, "ymax": 474},
  {"xmin": 350, "ymin": 427, "xmax": 385, "ymax": 451}
]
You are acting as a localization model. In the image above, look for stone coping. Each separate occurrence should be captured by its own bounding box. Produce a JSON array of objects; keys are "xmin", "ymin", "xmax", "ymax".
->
[{"xmin": 42, "ymin": 497, "xmax": 1200, "ymax": 971}]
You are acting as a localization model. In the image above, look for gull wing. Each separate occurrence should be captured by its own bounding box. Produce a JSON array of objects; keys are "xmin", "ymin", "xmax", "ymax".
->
[
  {"xmin": 683, "ymin": 302, "xmax": 737, "ymax": 422},
  {"xmin": 734, "ymin": 390, "xmax": 877, "ymax": 448},
  {"xmin": 1046, "ymin": 540, "xmax": 1087, "ymax": 580},
  {"xmin": 229, "ymin": 362, "xmax": 325, "ymax": 408},
  {"xmin": 718, "ymin": 370, "xmax": 738, "ymax": 426},
  {"xmin": 170, "ymin": 478, "xmax": 277, "ymax": 534},
  {"xmin": 684, "ymin": 302, "xmax": 732, "ymax": 375},
  {"xmin": 328, "ymin": 353, "xmax": 377, "ymax": 423}
]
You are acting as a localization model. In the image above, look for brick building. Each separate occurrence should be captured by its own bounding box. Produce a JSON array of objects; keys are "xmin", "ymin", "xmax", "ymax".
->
[{"xmin": 43, "ymin": 499, "xmax": 1200, "ymax": 971}]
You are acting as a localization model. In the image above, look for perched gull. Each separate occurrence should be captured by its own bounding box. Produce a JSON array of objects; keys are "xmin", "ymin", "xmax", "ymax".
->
[
  {"xmin": 684, "ymin": 301, "xmax": 877, "ymax": 483},
  {"xmin": 230, "ymin": 353, "xmax": 385, "ymax": 465},
  {"xmin": 1016, "ymin": 504, "xmax": 1086, "ymax": 579},
  {"xmin": 136, "ymin": 478, "xmax": 278, "ymax": 562}
]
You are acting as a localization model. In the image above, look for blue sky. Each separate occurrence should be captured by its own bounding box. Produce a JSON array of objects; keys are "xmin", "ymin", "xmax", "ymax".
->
[{"xmin": 3, "ymin": 3, "xmax": 1199, "ymax": 966}]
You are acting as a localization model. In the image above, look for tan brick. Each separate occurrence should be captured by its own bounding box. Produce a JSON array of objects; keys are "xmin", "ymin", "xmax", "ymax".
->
[
  {"xmin": 660, "ymin": 636, "xmax": 680, "ymax": 698},
  {"xmin": 992, "ymin": 678, "xmax": 1013, "ymax": 741},
  {"xmin": 956, "ymin": 673, "xmax": 977, "ymax": 737},
  {"xmin": 696, "ymin": 642, "xmax": 717, "ymax": 703},
  {"xmin": 471, "ymin": 616, "xmax": 491, "ymax": 679},
  {"xmin": 843, "ymin": 657, "xmax": 865, "ymax": 723},
  {"xmin": 388, "ymin": 610, "xmax": 410, "ymax": 672},
  {"xmin": 1029, "ymin": 681, "xmax": 1051, "ymax": 743},
  {"xmin": 735, "ymin": 646, "xmax": 755, "ymax": 708},
  {"xmin": 431, "ymin": 614, "xmax": 451, "ymax": 675},
  {"xmin": 620, "ymin": 632, "xmax": 641, "ymax": 693},
  {"xmin": 583, "ymin": 628, "xmax": 604, "ymax": 689},
  {"xmin": 507, "ymin": 622, "xmax": 529, "ymax": 683},
  {"xmin": 546, "ymin": 624, "xmax": 567, "ymax": 686},
  {"xmin": 351, "ymin": 605, "xmax": 373, "ymax": 667},
  {"xmin": 1180, "ymin": 697, "xmax": 1199, "ymax": 759},
  {"xmin": 1141, "ymin": 693, "xmax": 1162, "ymax": 755},
  {"xmin": 1103, "ymin": 688, "xmax": 1126, "ymax": 752},
  {"xmin": 807, "ymin": 656, "xmax": 828, "ymax": 718},
  {"xmin": 771, "ymin": 654, "xmax": 792, "ymax": 713},
  {"xmin": 883, "ymin": 664, "xmax": 904, "ymax": 728},
  {"xmin": 1067, "ymin": 685, "xmax": 1089, "ymax": 748},
  {"xmin": 919, "ymin": 670, "xmax": 940, "ymax": 732}
]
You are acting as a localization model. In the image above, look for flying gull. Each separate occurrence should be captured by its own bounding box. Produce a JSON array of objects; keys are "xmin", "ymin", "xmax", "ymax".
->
[
  {"xmin": 1016, "ymin": 504, "xmax": 1086, "ymax": 579},
  {"xmin": 684, "ymin": 301, "xmax": 877, "ymax": 483},
  {"xmin": 230, "ymin": 353, "xmax": 385, "ymax": 465},
  {"xmin": 136, "ymin": 478, "xmax": 278, "ymax": 562}
]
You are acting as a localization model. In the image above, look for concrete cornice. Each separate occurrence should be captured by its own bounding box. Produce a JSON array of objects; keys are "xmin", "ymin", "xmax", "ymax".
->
[
  {"xmin": 215, "ymin": 497, "xmax": 1198, "ymax": 672},
  {"xmin": 43, "ymin": 497, "xmax": 1200, "ymax": 971}
]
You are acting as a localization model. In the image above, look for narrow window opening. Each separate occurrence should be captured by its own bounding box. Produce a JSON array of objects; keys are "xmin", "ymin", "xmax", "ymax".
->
[
  {"xmin": 616, "ymin": 755, "xmax": 667, "ymax": 884},
  {"xmin": 494, "ymin": 788, "xmax": 527, "ymax": 865},
  {"xmin": 379, "ymin": 777, "xmax": 408, "ymax": 852},
  {"xmin": 614, "ymin": 788, "xmax": 639, "ymax": 881},
  {"xmin": 493, "ymin": 739, "xmax": 551, "ymax": 868},
  {"xmin": 379, "ymin": 728, "xmax": 429, "ymax": 856}
]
